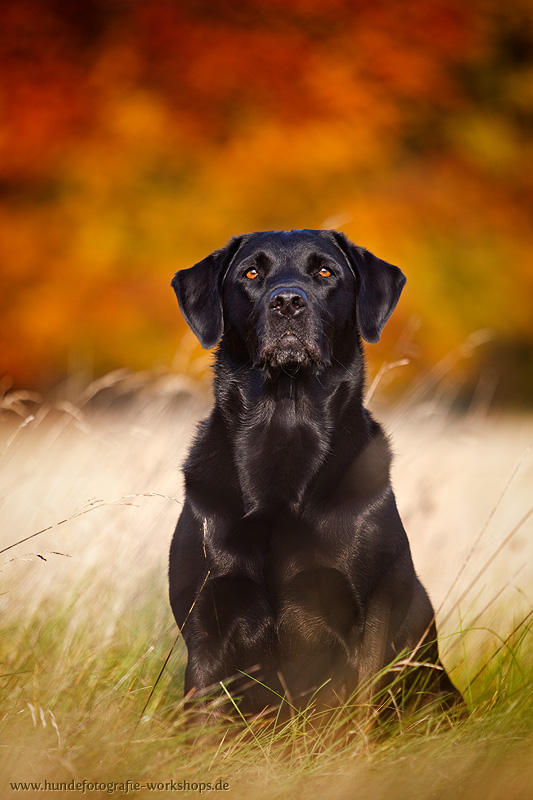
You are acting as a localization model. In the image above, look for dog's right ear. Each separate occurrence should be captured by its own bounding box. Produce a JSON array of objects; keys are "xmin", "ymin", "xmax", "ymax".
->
[
  {"xmin": 321, "ymin": 230, "xmax": 406, "ymax": 344},
  {"xmin": 171, "ymin": 236, "xmax": 246, "ymax": 349}
]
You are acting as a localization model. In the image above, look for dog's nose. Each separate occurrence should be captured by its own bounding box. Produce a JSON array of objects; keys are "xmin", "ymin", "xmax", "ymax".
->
[{"xmin": 269, "ymin": 287, "xmax": 308, "ymax": 317}]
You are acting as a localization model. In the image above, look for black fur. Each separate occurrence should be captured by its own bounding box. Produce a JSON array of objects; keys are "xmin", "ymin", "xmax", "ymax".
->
[{"xmin": 169, "ymin": 229, "xmax": 462, "ymax": 720}]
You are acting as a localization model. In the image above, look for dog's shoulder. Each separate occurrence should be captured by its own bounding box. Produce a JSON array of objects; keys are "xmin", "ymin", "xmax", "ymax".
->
[
  {"xmin": 182, "ymin": 409, "xmax": 242, "ymax": 512},
  {"xmin": 324, "ymin": 411, "xmax": 396, "ymax": 513},
  {"xmin": 358, "ymin": 413, "xmax": 394, "ymax": 490}
]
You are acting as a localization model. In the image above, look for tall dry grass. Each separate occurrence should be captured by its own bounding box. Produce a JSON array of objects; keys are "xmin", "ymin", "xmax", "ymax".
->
[{"xmin": 0, "ymin": 365, "xmax": 532, "ymax": 798}]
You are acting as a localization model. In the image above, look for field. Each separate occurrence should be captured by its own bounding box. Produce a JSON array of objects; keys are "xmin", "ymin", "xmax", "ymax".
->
[{"xmin": 1, "ymin": 370, "xmax": 532, "ymax": 799}]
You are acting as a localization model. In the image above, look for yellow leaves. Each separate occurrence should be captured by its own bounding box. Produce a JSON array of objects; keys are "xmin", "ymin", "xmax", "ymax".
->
[{"xmin": 447, "ymin": 114, "xmax": 523, "ymax": 174}]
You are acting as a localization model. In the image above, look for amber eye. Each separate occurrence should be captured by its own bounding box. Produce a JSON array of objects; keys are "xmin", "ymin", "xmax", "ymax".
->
[
  {"xmin": 245, "ymin": 268, "xmax": 259, "ymax": 279},
  {"xmin": 318, "ymin": 267, "xmax": 332, "ymax": 278}
]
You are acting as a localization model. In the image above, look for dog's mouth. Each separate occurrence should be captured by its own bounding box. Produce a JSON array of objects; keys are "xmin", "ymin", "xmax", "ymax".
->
[
  {"xmin": 255, "ymin": 329, "xmax": 326, "ymax": 373},
  {"xmin": 278, "ymin": 331, "xmax": 300, "ymax": 347}
]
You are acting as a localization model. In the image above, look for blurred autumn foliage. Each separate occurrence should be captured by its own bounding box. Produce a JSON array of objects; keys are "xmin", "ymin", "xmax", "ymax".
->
[{"xmin": 1, "ymin": 0, "xmax": 533, "ymax": 403}]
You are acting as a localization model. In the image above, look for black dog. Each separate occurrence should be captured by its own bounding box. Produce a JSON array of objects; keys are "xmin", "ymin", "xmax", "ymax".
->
[{"xmin": 169, "ymin": 229, "xmax": 462, "ymax": 720}]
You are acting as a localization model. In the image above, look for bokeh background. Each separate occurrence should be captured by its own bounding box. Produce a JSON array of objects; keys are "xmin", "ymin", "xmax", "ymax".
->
[
  {"xmin": 1, "ymin": 5, "xmax": 533, "ymax": 788},
  {"xmin": 1, "ymin": 0, "xmax": 532, "ymax": 404}
]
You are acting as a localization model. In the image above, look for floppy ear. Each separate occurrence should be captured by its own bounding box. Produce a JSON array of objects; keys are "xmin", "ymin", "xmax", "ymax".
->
[
  {"xmin": 324, "ymin": 230, "xmax": 406, "ymax": 344},
  {"xmin": 171, "ymin": 236, "xmax": 246, "ymax": 349}
]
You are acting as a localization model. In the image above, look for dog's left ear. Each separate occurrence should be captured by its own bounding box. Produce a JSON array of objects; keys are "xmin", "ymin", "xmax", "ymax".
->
[
  {"xmin": 171, "ymin": 235, "xmax": 247, "ymax": 349},
  {"xmin": 323, "ymin": 230, "xmax": 406, "ymax": 343}
]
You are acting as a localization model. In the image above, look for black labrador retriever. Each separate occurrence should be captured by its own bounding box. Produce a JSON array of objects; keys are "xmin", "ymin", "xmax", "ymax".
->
[{"xmin": 169, "ymin": 229, "xmax": 462, "ymax": 721}]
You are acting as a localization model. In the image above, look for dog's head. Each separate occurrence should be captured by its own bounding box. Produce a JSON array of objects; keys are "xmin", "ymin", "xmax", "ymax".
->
[{"xmin": 172, "ymin": 230, "xmax": 406, "ymax": 373}]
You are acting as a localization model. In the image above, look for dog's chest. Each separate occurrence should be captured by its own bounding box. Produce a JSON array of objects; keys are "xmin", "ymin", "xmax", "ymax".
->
[{"xmin": 232, "ymin": 393, "xmax": 331, "ymax": 516}]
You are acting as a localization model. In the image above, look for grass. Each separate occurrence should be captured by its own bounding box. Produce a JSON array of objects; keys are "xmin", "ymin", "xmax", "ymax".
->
[{"xmin": 0, "ymin": 368, "xmax": 532, "ymax": 798}]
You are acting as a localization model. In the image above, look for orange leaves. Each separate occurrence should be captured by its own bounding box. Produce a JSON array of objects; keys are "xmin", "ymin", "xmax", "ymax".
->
[{"xmin": 0, "ymin": 0, "xmax": 531, "ymax": 397}]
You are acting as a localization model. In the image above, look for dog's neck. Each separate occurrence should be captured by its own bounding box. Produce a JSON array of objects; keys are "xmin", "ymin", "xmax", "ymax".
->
[
  {"xmin": 214, "ymin": 345, "xmax": 367, "ymax": 424},
  {"xmin": 213, "ymin": 347, "xmax": 374, "ymax": 517}
]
